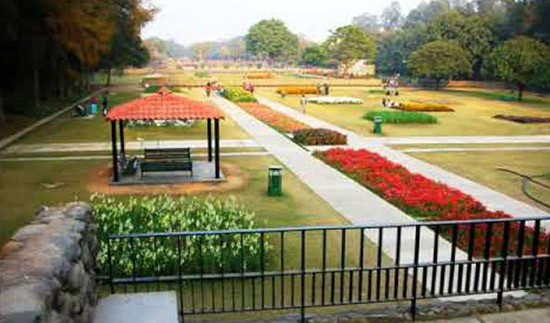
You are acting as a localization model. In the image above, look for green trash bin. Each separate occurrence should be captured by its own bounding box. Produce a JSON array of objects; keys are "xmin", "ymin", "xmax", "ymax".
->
[
  {"xmin": 373, "ymin": 116, "xmax": 383, "ymax": 135},
  {"xmin": 268, "ymin": 166, "xmax": 283, "ymax": 196}
]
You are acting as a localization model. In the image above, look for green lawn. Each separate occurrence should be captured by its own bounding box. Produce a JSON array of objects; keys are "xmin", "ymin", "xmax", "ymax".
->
[
  {"xmin": 15, "ymin": 89, "xmax": 249, "ymax": 144},
  {"xmin": 257, "ymin": 87, "xmax": 550, "ymax": 137},
  {"xmin": 407, "ymin": 150, "xmax": 550, "ymax": 213},
  {"xmin": 0, "ymin": 155, "xmax": 348, "ymax": 249}
]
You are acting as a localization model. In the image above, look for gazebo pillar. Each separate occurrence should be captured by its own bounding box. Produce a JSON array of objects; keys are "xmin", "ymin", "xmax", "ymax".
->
[
  {"xmin": 207, "ymin": 118, "xmax": 213, "ymax": 162},
  {"xmin": 118, "ymin": 120, "xmax": 125, "ymax": 157},
  {"xmin": 214, "ymin": 119, "xmax": 220, "ymax": 178},
  {"xmin": 110, "ymin": 121, "xmax": 119, "ymax": 182}
]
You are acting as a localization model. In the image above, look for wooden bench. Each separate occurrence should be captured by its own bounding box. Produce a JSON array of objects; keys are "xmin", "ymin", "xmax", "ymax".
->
[{"xmin": 140, "ymin": 148, "xmax": 193, "ymax": 177}]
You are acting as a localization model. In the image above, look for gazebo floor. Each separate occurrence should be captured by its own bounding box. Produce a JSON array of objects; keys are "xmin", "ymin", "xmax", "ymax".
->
[{"xmin": 112, "ymin": 161, "xmax": 225, "ymax": 186}]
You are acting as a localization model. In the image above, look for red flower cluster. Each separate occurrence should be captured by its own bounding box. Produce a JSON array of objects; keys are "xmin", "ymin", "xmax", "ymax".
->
[
  {"xmin": 238, "ymin": 102, "xmax": 309, "ymax": 133},
  {"xmin": 315, "ymin": 148, "xmax": 549, "ymax": 258}
]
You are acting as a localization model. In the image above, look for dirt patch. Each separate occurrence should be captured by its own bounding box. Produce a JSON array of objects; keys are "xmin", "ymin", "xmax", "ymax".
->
[{"xmin": 86, "ymin": 162, "xmax": 248, "ymax": 195}]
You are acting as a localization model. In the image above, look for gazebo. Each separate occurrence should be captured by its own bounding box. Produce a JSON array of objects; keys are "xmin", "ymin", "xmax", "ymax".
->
[{"xmin": 106, "ymin": 88, "xmax": 225, "ymax": 184}]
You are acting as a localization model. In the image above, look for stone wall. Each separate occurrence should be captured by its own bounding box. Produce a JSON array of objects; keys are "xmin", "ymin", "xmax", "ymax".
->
[{"xmin": 0, "ymin": 203, "xmax": 98, "ymax": 323}]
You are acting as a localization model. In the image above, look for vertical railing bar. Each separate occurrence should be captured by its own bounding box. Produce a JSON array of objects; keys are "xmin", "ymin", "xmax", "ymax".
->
[
  {"xmin": 483, "ymin": 223, "xmax": 493, "ymax": 292},
  {"xmin": 177, "ymin": 236, "xmax": 184, "ymax": 320},
  {"xmin": 411, "ymin": 225, "xmax": 421, "ymax": 320},
  {"xmin": 340, "ymin": 229, "xmax": 346, "ymax": 304},
  {"xmin": 280, "ymin": 231, "xmax": 285, "ymax": 308},
  {"xmin": 154, "ymin": 236, "xmax": 160, "ymax": 292},
  {"xmin": 300, "ymin": 230, "xmax": 306, "ymax": 320},
  {"xmin": 466, "ymin": 223, "xmax": 476, "ymax": 293},
  {"xmin": 260, "ymin": 232, "xmax": 265, "ymax": 310},
  {"xmin": 131, "ymin": 237, "xmax": 137, "ymax": 293},
  {"xmin": 220, "ymin": 234, "xmax": 225, "ymax": 312},
  {"xmin": 394, "ymin": 227, "xmax": 401, "ymax": 300},
  {"xmin": 529, "ymin": 220, "xmax": 541, "ymax": 286},
  {"xmin": 107, "ymin": 238, "xmax": 114, "ymax": 294},
  {"xmin": 544, "ymin": 225, "xmax": 550, "ymax": 286},
  {"xmin": 199, "ymin": 235, "xmax": 205, "ymax": 313},
  {"xmin": 431, "ymin": 225, "xmax": 440, "ymax": 296},
  {"xmin": 358, "ymin": 228, "xmax": 365, "ymax": 302},
  {"xmin": 376, "ymin": 227, "xmax": 383, "ymax": 301},
  {"xmin": 322, "ymin": 229, "xmax": 327, "ymax": 306},
  {"xmin": 514, "ymin": 221, "xmax": 526, "ymax": 288},
  {"xmin": 497, "ymin": 221, "xmax": 510, "ymax": 309},
  {"xmin": 240, "ymin": 233, "xmax": 245, "ymax": 310},
  {"xmin": 312, "ymin": 272, "xmax": 316, "ymax": 306},
  {"xmin": 448, "ymin": 223, "xmax": 458, "ymax": 294}
]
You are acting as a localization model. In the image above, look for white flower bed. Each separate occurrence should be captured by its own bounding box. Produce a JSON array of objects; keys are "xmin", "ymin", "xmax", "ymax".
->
[
  {"xmin": 306, "ymin": 97, "xmax": 363, "ymax": 104},
  {"xmin": 127, "ymin": 120, "xmax": 196, "ymax": 128}
]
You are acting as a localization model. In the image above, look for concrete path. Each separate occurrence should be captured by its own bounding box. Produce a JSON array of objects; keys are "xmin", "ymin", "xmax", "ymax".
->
[
  {"xmin": 258, "ymin": 97, "xmax": 550, "ymax": 229},
  {"xmin": 428, "ymin": 307, "xmax": 550, "ymax": 323},
  {"xmin": 375, "ymin": 136, "xmax": 550, "ymax": 145},
  {"xmin": 93, "ymin": 292, "xmax": 178, "ymax": 323},
  {"xmin": 0, "ymin": 151, "xmax": 270, "ymax": 162},
  {"xmin": 213, "ymin": 96, "xmax": 513, "ymax": 299},
  {"xmin": 2, "ymin": 139, "xmax": 260, "ymax": 154}
]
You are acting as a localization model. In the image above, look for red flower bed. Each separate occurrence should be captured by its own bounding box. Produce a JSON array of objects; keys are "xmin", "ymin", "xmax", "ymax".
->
[
  {"xmin": 315, "ymin": 148, "xmax": 549, "ymax": 258},
  {"xmin": 238, "ymin": 102, "xmax": 309, "ymax": 133}
]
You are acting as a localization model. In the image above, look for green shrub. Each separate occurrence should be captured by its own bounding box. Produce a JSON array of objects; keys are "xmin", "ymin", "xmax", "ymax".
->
[
  {"xmin": 363, "ymin": 111, "xmax": 437, "ymax": 124},
  {"xmin": 92, "ymin": 194, "xmax": 267, "ymax": 276},
  {"xmin": 293, "ymin": 128, "xmax": 347, "ymax": 146},
  {"xmin": 222, "ymin": 88, "xmax": 257, "ymax": 102},
  {"xmin": 143, "ymin": 85, "xmax": 161, "ymax": 93},
  {"xmin": 194, "ymin": 71, "xmax": 210, "ymax": 78}
]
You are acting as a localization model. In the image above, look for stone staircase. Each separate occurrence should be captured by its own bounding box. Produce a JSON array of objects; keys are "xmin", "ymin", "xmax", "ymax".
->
[{"xmin": 93, "ymin": 292, "xmax": 179, "ymax": 323}]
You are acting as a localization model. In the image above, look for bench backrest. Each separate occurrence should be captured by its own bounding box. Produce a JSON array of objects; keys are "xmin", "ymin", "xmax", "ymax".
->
[{"xmin": 144, "ymin": 148, "xmax": 191, "ymax": 162}]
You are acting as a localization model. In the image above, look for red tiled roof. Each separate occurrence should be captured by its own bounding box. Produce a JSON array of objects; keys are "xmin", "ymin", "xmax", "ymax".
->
[{"xmin": 106, "ymin": 88, "xmax": 225, "ymax": 121}]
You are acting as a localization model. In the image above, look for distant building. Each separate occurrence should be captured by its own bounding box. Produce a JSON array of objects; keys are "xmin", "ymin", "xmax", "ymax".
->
[{"xmin": 338, "ymin": 59, "xmax": 375, "ymax": 77}]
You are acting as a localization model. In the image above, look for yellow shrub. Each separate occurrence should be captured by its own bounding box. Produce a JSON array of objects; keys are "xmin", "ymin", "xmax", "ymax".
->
[
  {"xmin": 276, "ymin": 86, "xmax": 320, "ymax": 95},
  {"xmin": 247, "ymin": 73, "xmax": 274, "ymax": 79},
  {"xmin": 398, "ymin": 102, "xmax": 454, "ymax": 112}
]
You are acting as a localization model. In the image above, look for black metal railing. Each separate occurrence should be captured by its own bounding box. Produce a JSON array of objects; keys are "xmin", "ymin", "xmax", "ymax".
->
[{"xmin": 100, "ymin": 217, "xmax": 550, "ymax": 321}]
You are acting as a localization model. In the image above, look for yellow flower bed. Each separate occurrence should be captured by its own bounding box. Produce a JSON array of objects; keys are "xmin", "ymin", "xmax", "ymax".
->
[
  {"xmin": 276, "ymin": 86, "xmax": 320, "ymax": 96},
  {"xmin": 397, "ymin": 101, "xmax": 454, "ymax": 112},
  {"xmin": 247, "ymin": 73, "xmax": 274, "ymax": 79}
]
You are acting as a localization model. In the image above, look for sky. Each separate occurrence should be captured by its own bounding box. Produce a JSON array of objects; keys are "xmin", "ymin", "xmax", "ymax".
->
[{"xmin": 142, "ymin": 0, "xmax": 424, "ymax": 45}]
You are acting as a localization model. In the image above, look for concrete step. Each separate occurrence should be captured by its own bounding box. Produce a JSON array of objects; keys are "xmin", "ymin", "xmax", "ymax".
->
[{"xmin": 93, "ymin": 292, "xmax": 179, "ymax": 323}]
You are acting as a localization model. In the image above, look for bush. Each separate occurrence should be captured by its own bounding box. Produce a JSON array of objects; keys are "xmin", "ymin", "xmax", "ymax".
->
[
  {"xmin": 363, "ymin": 111, "xmax": 437, "ymax": 124},
  {"xmin": 276, "ymin": 86, "xmax": 319, "ymax": 96},
  {"xmin": 293, "ymin": 128, "xmax": 347, "ymax": 146},
  {"xmin": 194, "ymin": 71, "xmax": 210, "ymax": 78},
  {"xmin": 222, "ymin": 88, "xmax": 257, "ymax": 102},
  {"xmin": 238, "ymin": 102, "xmax": 309, "ymax": 133},
  {"xmin": 247, "ymin": 73, "xmax": 274, "ymax": 79},
  {"xmin": 93, "ymin": 195, "xmax": 267, "ymax": 276},
  {"xmin": 397, "ymin": 101, "xmax": 454, "ymax": 112}
]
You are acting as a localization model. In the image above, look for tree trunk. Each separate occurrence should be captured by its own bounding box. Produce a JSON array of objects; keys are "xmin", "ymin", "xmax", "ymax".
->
[
  {"xmin": 32, "ymin": 48, "xmax": 41, "ymax": 108},
  {"xmin": 518, "ymin": 83, "xmax": 525, "ymax": 102},
  {"xmin": 106, "ymin": 67, "xmax": 112, "ymax": 87},
  {"xmin": 435, "ymin": 78, "xmax": 441, "ymax": 90},
  {"xmin": 0, "ymin": 88, "xmax": 5, "ymax": 125}
]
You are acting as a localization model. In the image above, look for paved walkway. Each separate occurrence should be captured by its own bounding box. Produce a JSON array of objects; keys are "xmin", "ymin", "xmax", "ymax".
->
[
  {"xmin": 399, "ymin": 147, "xmax": 550, "ymax": 153},
  {"xmin": 2, "ymin": 139, "xmax": 260, "ymax": 154},
  {"xmin": 428, "ymin": 307, "xmax": 550, "ymax": 323},
  {"xmin": 258, "ymin": 97, "xmax": 550, "ymax": 229},
  {"xmin": 213, "ymin": 96, "xmax": 512, "ymax": 299}
]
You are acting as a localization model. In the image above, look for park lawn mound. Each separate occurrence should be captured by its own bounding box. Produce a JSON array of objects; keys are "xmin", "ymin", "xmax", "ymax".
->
[
  {"xmin": 293, "ymin": 128, "xmax": 347, "ymax": 146},
  {"xmin": 494, "ymin": 115, "xmax": 550, "ymax": 124},
  {"xmin": 364, "ymin": 111, "xmax": 438, "ymax": 124}
]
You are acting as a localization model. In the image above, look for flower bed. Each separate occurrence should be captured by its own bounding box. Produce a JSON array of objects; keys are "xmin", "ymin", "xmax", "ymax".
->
[
  {"xmin": 494, "ymin": 115, "xmax": 550, "ymax": 124},
  {"xmin": 314, "ymin": 148, "xmax": 548, "ymax": 258},
  {"xmin": 247, "ymin": 73, "xmax": 274, "ymax": 79},
  {"xmin": 222, "ymin": 87, "xmax": 257, "ymax": 102},
  {"xmin": 363, "ymin": 111, "xmax": 437, "ymax": 124},
  {"xmin": 94, "ymin": 195, "xmax": 267, "ymax": 276},
  {"xmin": 238, "ymin": 102, "xmax": 309, "ymax": 133},
  {"xmin": 276, "ymin": 86, "xmax": 320, "ymax": 96},
  {"xmin": 306, "ymin": 97, "xmax": 363, "ymax": 104},
  {"xmin": 293, "ymin": 128, "xmax": 347, "ymax": 146},
  {"xmin": 396, "ymin": 101, "xmax": 454, "ymax": 112}
]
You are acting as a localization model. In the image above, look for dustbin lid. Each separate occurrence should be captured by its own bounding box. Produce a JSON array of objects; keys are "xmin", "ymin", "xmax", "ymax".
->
[{"xmin": 269, "ymin": 166, "xmax": 283, "ymax": 171}]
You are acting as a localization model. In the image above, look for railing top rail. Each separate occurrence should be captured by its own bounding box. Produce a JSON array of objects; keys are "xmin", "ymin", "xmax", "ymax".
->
[{"xmin": 107, "ymin": 216, "xmax": 550, "ymax": 240}]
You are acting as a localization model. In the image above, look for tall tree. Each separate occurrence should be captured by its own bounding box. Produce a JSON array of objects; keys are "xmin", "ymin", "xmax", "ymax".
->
[
  {"xmin": 352, "ymin": 13, "xmax": 381, "ymax": 34},
  {"xmin": 245, "ymin": 19, "xmax": 299, "ymax": 62},
  {"xmin": 490, "ymin": 36, "xmax": 550, "ymax": 101},
  {"xmin": 300, "ymin": 45, "xmax": 330, "ymax": 67},
  {"xmin": 381, "ymin": 1, "xmax": 403, "ymax": 31},
  {"xmin": 408, "ymin": 40, "xmax": 472, "ymax": 89},
  {"xmin": 427, "ymin": 10, "xmax": 494, "ymax": 79},
  {"xmin": 324, "ymin": 25, "xmax": 377, "ymax": 73}
]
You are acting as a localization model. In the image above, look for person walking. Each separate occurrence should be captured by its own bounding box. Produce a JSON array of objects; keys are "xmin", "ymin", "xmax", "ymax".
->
[
  {"xmin": 90, "ymin": 96, "xmax": 99, "ymax": 115},
  {"xmin": 300, "ymin": 94, "xmax": 307, "ymax": 114},
  {"xmin": 205, "ymin": 82, "xmax": 211, "ymax": 97},
  {"xmin": 101, "ymin": 92, "xmax": 108, "ymax": 117}
]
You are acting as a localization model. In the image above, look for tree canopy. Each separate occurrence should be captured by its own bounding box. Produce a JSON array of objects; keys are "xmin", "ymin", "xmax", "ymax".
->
[
  {"xmin": 324, "ymin": 25, "xmax": 377, "ymax": 71},
  {"xmin": 300, "ymin": 45, "xmax": 330, "ymax": 67},
  {"xmin": 245, "ymin": 19, "xmax": 299, "ymax": 62},
  {"xmin": 408, "ymin": 40, "xmax": 472, "ymax": 89},
  {"xmin": 490, "ymin": 36, "xmax": 550, "ymax": 101}
]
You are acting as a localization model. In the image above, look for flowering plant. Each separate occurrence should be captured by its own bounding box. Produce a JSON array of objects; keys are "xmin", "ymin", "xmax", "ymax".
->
[
  {"xmin": 238, "ymin": 102, "xmax": 309, "ymax": 133},
  {"xmin": 314, "ymin": 148, "xmax": 549, "ymax": 258},
  {"xmin": 306, "ymin": 96, "xmax": 363, "ymax": 104}
]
